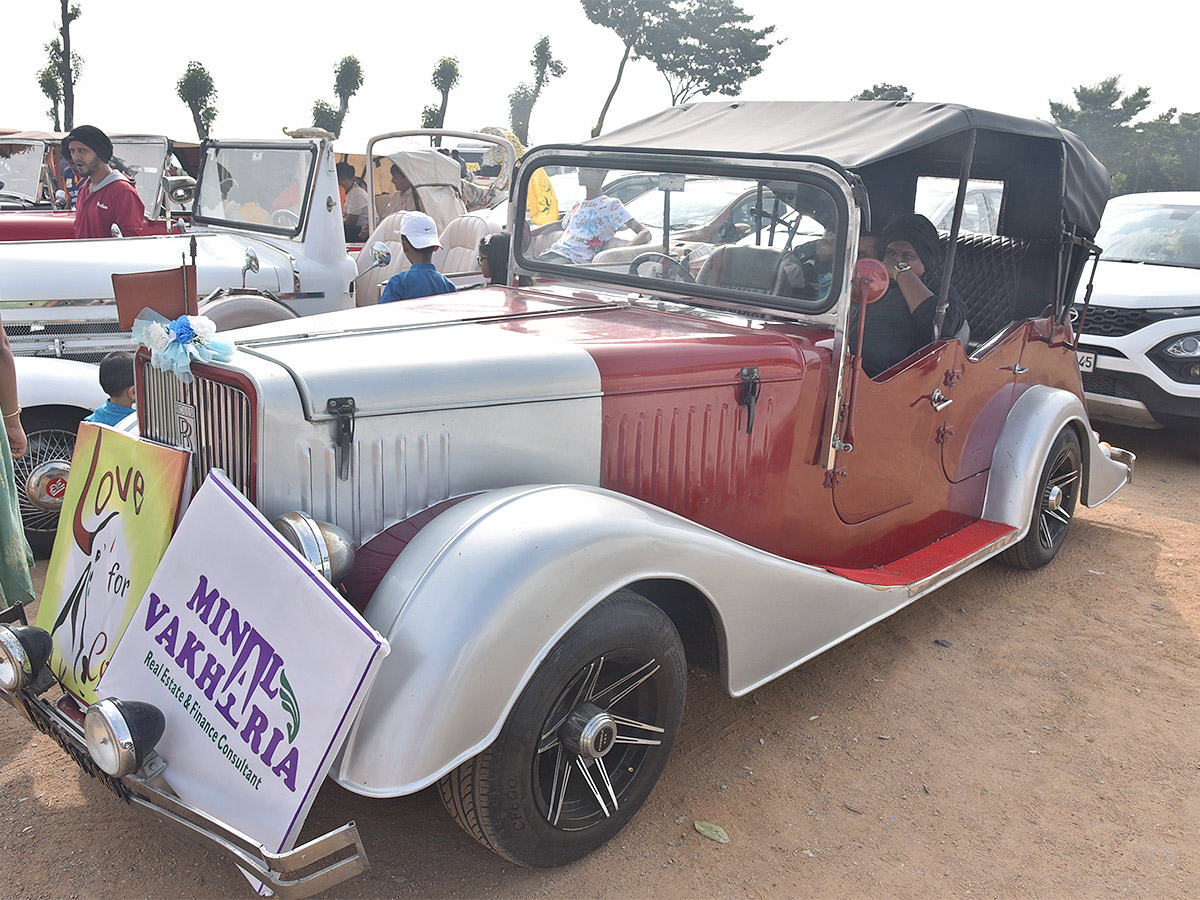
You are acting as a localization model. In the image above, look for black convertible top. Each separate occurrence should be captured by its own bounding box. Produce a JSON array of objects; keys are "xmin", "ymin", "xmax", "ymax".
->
[{"xmin": 589, "ymin": 101, "xmax": 1109, "ymax": 236}]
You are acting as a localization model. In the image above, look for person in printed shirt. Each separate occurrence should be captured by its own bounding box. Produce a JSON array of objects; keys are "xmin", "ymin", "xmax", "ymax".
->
[
  {"xmin": 540, "ymin": 168, "xmax": 651, "ymax": 263},
  {"xmin": 66, "ymin": 125, "xmax": 145, "ymax": 238},
  {"xmin": 83, "ymin": 352, "xmax": 137, "ymax": 426}
]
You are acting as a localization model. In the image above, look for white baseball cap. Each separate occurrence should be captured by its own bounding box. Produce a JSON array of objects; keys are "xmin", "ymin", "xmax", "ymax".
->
[{"xmin": 400, "ymin": 212, "xmax": 440, "ymax": 249}]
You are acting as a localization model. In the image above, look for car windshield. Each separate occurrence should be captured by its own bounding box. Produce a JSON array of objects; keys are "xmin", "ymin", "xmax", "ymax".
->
[
  {"xmin": 195, "ymin": 144, "xmax": 316, "ymax": 235},
  {"xmin": 1096, "ymin": 201, "xmax": 1200, "ymax": 268},
  {"xmin": 517, "ymin": 158, "xmax": 843, "ymax": 316},
  {"xmin": 0, "ymin": 140, "xmax": 45, "ymax": 201},
  {"xmin": 110, "ymin": 138, "xmax": 170, "ymax": 217}
]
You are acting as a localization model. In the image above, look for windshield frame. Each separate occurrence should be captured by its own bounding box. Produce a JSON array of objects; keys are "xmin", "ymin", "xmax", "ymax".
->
[
  {"xmin": 0, "ymin": 139, "xmax": 48, "ymax": 203},
  {"xmin": 192, "ymin": 140, "xmax": 319, "ymax": 238},
  {"xmin": 513, "ymin": 147, "xmax": 852, "ymax": 319}
]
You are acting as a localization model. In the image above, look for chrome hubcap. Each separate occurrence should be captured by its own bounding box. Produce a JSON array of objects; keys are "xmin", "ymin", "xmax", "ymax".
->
[
  {"xmin": 25, "ymin": 460, "xmax": 70, "ymax": 511},
  {"xmin": 561, "ymin": 703, "xmax": 618, "ymax": 760}
]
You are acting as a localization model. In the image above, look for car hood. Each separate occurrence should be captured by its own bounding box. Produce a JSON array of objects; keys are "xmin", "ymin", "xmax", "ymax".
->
[
  {"xmin": 223, "ymin": 284, "xmax": 817, "ymax": 417},
  {"xmin": 0, "ymin": 231, "xmax": 287, "ymax": 302},
  {"xmin": 1077, "ymin": 258, "xmax": 1200, "ymax": 309}
]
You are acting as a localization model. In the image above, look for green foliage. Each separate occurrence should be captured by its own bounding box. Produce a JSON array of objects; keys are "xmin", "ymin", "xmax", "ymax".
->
[
  {"xmin": 312, "ymin": 100, "xmax": 341, "ymax": 136},
  {"xmin": 55, "ymin": 1, "xmax": 82, "ymax": 129},
  {"xmin": 852, "ymin": 83, "xmax": 913, "ymax": 101},
  {"xmin": 509, "ymin": 36, "xmax": 567, "ymax": 145},
  {"xmin": 1050, "ymin": 76, "xmax": 1200, "ymax": 194},
  {"xmin": 41, "ymin": 37, "xmax": 80, "ymax": 131},
  {"xmin": 38, "ymin": 64, "xmax": 62, "ymax": 131},
  {"xmin": 581, "ymin": 0, "xmax": 775, "ymax": 134},
  {"xmin": 637, "ymin": 0, "xmax": 778, "ymax": 105},
  {"xmin": 421, "ymin": 105, "xmax": 441, "ymax": 130},
  {"xmin": 176, "ymin": 61, "xmax": 218, "ymax": 140},
  {"xmin": 311, "ymin": 55, "xmax": 364, "ymax": 139},
  {"xmin": 428, "ymin": 57, "xmax": 461, "ymax": 146}
]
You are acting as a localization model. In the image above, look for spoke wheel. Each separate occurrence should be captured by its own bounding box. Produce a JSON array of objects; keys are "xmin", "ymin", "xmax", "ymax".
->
[
  {"xmin": 439, "ymin": 590, "xmax": 686, "ymax": 867},
  {"xmin": 1003, "ymin": 426, "xmax": 1082, "ymax": 570},
  {"xmin": 13, "ymin": 408, "xmax": 87, "ymax": 558}
]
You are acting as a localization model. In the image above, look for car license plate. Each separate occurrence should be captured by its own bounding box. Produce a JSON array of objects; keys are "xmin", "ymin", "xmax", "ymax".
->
[{"xmin": 1076, "ymin": 351, "xmax": 1095, "ymax": 372}]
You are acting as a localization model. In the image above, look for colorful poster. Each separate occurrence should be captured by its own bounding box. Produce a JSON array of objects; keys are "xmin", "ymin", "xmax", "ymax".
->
[
  {"xmin": 96, "ymin": 471, "xmax": 389, "ymax": 860},
  {"xmin": 37, "ymin": 423, "xmax": 190, "ymax": 704}
]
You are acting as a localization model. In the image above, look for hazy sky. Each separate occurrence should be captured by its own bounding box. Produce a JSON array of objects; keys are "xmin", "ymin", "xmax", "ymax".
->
[{"xmin": 4, "ymin": 1, "xmax": 1194, "ymax": 151}]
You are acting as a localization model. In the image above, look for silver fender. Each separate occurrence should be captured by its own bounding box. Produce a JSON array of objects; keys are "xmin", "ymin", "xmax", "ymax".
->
[
  {"xmin": 15, "ymin": 356, "xmax": 106, "ymax": 412},
  {"xmin": 982, "ymin": 385, "xmax": 1130, "ymax": 537},
  {"xmin": 333, "ymin": 484, "xmax": 910, "ymax": 797}
]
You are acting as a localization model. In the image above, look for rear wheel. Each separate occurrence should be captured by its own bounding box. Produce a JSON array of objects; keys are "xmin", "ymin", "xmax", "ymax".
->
[
  {"xmin": 1002, "ymin": 426, "xmax": 1082, "ymax": 570},
  {"xmin": 13, "ymin": 407, "xmax": 87, "ymax": 558},
  {"xmin": 439, "ymin": 590, "xmax": 686, "ymax": 867}
]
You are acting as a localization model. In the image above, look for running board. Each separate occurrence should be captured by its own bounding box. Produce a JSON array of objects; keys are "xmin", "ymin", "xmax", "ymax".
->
[{"xmin": 825, "ymin": 520, "xmax": 1017, "ymax": 594}]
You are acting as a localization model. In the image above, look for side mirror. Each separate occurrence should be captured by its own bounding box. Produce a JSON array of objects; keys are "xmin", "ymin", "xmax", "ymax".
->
[
  {"xmin": 165, "ymin": 175, "xmax": 196, "ymax": 206},
  {"xmin": 851, "ymin": 258, "xmax": 889, "ymax": 305},
  {"xmin": 357, "ymin": 241, "xmax": 391, "ymax": 276},
  {"xmin": 241, "ymin": 246, "xmax": 260, "ymax": 289},
  {"xmin": 110, "ymin": 223, "xmax": 124, "ymax": 238}
]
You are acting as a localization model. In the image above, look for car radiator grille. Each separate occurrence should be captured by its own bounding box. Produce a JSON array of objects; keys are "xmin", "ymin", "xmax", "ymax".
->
[
  {"xmin": 1075, "ymin": 305, "xmax": 1167, "ymax": 337},
  {"xmin": 139, "ymin": 361, "xmax": 255, "ymax": 500},
  {"xmin": 1082, "ymin": 372, "xmax": 1141, "ymax": 400}
]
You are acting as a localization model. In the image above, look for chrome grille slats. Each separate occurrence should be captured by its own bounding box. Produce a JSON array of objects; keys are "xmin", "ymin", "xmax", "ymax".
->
[{"xmin": 140, "ymin": 360, "xmax": 253, "ymax": 499}]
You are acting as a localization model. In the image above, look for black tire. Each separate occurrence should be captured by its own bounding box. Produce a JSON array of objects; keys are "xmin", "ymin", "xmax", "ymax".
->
[
  {"xmin": 13, "ymin": 407, "xmax": 88, "ymax": 558},
  {"xmin": 1002, "ymin": 426, "xmax": 1082, "ymax": 570},
  {"xmin": 198, "ymin": 294, "xmax": 299, "ymax": 330},
  {"xmin": 439, "ymin": 590, "xmax": 687, "ymax": 867}
]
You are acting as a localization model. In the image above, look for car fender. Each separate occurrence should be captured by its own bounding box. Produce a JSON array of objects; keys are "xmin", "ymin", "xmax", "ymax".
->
[
  {"xmin": 14, "ymin": 356, "xmax": 106, "ymax": 412},
  {"xmin": 982, "ymin": 385, "xmax": 1130, "ymax": 535},
  {"xmin": 333, "ymin": 484, "xmax": 911, "ymax": 797}
]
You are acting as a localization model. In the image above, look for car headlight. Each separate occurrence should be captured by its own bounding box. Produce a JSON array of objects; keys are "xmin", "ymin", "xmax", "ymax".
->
[
  {"xmin": 0, "ymin": 624, "xmax": 52, "ymax": 691},
  {"xmin": 272, "ymin": 511, "xmax": 355, "ymax": 583},
  {"xmin": 1162, "ymin": 335, "xmax": 1200, "ymax": 358},
  {"xmin": 84, "ymin": 698, "xmax": 166, "ymax": 778}
]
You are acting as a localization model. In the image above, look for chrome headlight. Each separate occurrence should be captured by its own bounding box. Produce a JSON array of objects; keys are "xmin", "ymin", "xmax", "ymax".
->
[
  {"xmin": 84, "ymin": 698, "xmax": 165, "ymax": 778},
  {"xmin": 272, "ymin": 511, "xmax": 355, "ymax": 583},
  {"xmin": 0, "ymin": 624, "xmax": 52, "ymax": 691}
]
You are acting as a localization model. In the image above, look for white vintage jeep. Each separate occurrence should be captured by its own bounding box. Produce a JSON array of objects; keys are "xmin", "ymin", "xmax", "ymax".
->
[
  {"xmin": 3, "ymin": 129, "xmax": 514, "ymax": 554},
  {"xmin": 0, "ymin": 102, "xmax": 1132, "ymax": 895}
]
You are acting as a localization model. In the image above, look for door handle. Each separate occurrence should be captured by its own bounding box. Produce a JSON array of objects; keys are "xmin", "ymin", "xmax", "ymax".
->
[{"xmin": 930, "ymin": 388, "xmax": 953, "ymax": 411}]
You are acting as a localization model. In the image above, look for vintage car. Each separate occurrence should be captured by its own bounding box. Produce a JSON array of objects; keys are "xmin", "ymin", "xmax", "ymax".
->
[
  {"xmin": 3, "ymin": 128, "xmax": 514, "ymax": 554},
  {"xmin": 0, "ymin": 132, "xmax": 200, "ymax": 240},
  {"xmin": 1072, "ymin": 191, "xmax": 1200, "ymax": 429},
  {"xmin": 0, "ymin": 101, "xmax": 1132, "ymax": 895}
]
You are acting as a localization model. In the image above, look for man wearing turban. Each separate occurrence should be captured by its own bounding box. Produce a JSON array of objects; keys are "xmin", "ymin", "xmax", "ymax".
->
[{"xmin": 66, "ymin": 125, "xmax": 146, "ymax": 239}]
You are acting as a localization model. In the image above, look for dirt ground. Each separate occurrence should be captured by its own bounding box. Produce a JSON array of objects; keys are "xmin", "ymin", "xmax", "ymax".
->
[{"xmin": 2, "ymin": 423, "xmax": 1196, "ymax": 900}]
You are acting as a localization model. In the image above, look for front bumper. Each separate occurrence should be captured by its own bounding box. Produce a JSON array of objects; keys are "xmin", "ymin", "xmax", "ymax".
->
[{"xmin": 0, "ymin": 609, "xmax": 368, "ymax": 898}]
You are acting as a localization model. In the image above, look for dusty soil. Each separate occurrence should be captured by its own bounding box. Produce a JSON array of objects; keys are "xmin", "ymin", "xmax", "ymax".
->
[{"xmin": 2, "ymin": 423, "xmax": 1196, "ymax": 900}]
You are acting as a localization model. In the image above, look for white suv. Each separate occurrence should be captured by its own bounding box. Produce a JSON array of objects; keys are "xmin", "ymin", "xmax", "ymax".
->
[{"xmin": 1074, "ymin": 192, "xmax": 1200, "ymax": 429}]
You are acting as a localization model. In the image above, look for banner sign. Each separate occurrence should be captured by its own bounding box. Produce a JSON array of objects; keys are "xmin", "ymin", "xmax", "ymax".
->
[
  {"xmin": 38, "ymin": 423, "xmax": 191, "ymax": 704},
  {"xmin": 96, "ymin": 470, "xmax": 389, "ymax": 858}
]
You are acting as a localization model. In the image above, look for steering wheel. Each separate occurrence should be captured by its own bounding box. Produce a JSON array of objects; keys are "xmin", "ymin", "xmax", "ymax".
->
[
  {"xmin": 628, "ymin": 252, "xmax": 695, "ymax": 283},
  {"xmin": 272, "ymin": 209, "xmax": 300, "ymax": 229}
]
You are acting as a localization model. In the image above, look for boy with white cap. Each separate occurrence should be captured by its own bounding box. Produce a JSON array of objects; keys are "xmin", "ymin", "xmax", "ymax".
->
[{"xmin": 379, "ymin": 212, "xmax": 458, "ymax": 303}]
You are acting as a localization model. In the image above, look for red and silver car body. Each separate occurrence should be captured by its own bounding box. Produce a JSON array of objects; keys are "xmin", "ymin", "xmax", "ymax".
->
[{"xmin": 2, "ymin": 102, "xmax": 1132, "ymax": 895}]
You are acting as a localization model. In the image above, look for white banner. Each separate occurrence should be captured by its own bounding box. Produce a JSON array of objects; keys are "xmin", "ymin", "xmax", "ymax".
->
[{"xmin": 97, "ymin": 470, "xmax": 389, "ymax": 857}]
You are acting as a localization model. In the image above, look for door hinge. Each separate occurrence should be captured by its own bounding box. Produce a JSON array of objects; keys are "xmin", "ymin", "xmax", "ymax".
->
[
  {"xmin": 327, "ymin": 397, "xmax": 356, "ymax": 481},
  {"xmin": 936, "ymin": 425, "xmax": 956, "ymax": 445},
  {"xmin": 739, "ymin": 366, "xmax": 762, "ymax": 435},
  {"xmin": 824, "ymin": 467, "xmax": 848, "ymax": 489}
]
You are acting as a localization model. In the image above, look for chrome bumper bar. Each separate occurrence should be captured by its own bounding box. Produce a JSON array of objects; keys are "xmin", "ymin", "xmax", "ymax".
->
[{"xmin": 0, "ymin": 683, "xmax": 369, "ymax": 897}]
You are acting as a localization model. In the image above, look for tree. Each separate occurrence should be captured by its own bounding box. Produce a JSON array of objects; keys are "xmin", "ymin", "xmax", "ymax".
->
[
  {"xmin": 509, "ymin": 36, "xmax": 567, "ymax": 145},
  {"xmin": 581, "ymin": 0, "xmax": 670, "ymax": 137},
  {"xmin": 38, "ymin": 64, "xmax": 63, "ymax": 131},
  {"xmin": 176, "ymin": 61, "xmax": 218, "ymax": 140},
  {"xmin": 636, "ymin": 0, "xmax": 777, "ymax": 106},
  {"xmin": 420, "ymin": 105, "xmax": 440, "ymax": 129},
  {"xmin": 1050, "ymin": 76, "xmax": 1200, "ymax": 194},
  {"xmin": 852, "ymin": 83, "xmax": 913, "ymax": 101},
  {"xmin": 310, "ymin": 55, "xmax": 364, "ymax": 138},
  {"xmin": 54, "ymin": 0, "xmax": 82, "ymax": 129},
  {"xmin": 428, "ymin": 57, "xmax": 461, "ymax": 146}
]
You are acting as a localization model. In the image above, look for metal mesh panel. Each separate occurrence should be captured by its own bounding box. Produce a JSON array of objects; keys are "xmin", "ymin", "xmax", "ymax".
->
[
  {"xmin": 1075, "ymin": 306, "xmax": 1157, "ymax": 337},
  {"xmin": 1082, "ymin": 372, "xmax": 1141, "ymax": 400},
  {"xmin": 140, "ymin": 361, "xmax": 254, "ymax": 499}
]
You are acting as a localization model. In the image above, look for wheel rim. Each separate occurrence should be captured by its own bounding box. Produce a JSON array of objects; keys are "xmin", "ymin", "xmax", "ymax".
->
[
  {"xmin": 13, "ymin": 426, "xmax": 77, "ymax": 538},
  {"xmin": 533, "ymin": 651, "xmax": 668, "ymax": 832},
  {"xmin": 1037, "ymin": 445, "xmax": 1080, "ymax": 551}
]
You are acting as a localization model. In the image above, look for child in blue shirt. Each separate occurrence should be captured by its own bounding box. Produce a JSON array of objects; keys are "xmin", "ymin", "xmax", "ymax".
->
[
  {"xmin": 379, "ymin": 213, "xmax": 457, "ymax": 303},
  {"xmin": 83, "ymin": 351, "xmax": 136, "ymax": 426}
]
